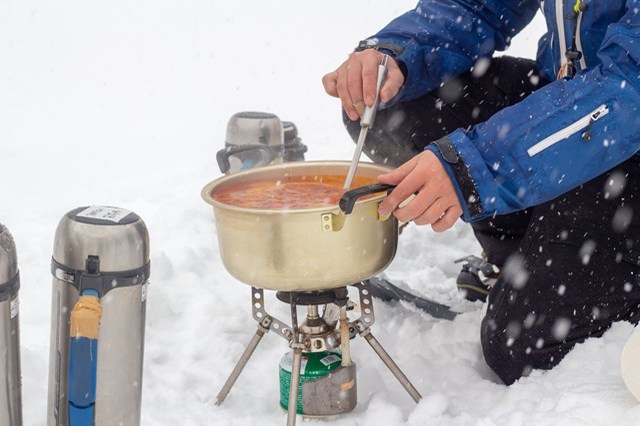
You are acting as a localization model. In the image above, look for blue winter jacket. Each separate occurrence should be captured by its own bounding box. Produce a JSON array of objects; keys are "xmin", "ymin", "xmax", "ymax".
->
[{"xmin": 369, "ymin": 0, "xmax": 640, "ymax": 222}]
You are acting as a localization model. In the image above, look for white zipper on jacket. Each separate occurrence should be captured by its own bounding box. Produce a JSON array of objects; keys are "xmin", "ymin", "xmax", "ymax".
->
[
  {"xmin": 575, "ymin": 8, "xmax": 587, "ymax": 69},
  {"xmin": 556, "ymin": 0, "xmax": 568, "ymax": 77},
  {"xmin": 527, "ymin": 104, "xmax": 610, "ymax": 157}
]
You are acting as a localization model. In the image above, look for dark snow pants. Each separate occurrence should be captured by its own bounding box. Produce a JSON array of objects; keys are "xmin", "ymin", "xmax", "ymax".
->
[{"xmin": 343, "ymin": 56, "xmax": 640, "ymax": 384}]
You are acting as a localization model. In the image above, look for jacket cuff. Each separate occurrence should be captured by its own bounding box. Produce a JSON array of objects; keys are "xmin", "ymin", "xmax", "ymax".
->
[{"xmin": 426, "ymin": 137, "xmax": 484, "ymax": 221}]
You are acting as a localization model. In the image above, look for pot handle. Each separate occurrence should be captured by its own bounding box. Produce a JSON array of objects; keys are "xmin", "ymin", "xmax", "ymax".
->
[
  {"xmin": 216, "ymin": 144, "xmax": 276, "ymax": 174},
  {"xmin": 339, "ymin": 183, "xmax": 395, "ymax": 215}
]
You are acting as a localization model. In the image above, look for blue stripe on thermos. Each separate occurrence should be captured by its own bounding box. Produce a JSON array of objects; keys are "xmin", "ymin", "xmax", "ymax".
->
[{"xmin": 68, "ymin": 337, "xmax": 98, "ymax": 425}]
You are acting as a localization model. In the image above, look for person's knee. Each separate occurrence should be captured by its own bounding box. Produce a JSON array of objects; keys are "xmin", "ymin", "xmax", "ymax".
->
[
  {"xmin": 480, "ymin": 317, "xmax": 532, "ymax": 385},
  {"xmin": 481, "ymin": 311, "xmax": 577, "ymax": 385}
]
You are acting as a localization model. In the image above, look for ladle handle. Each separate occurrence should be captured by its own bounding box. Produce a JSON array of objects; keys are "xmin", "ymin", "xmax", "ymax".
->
[
  {"xmin": 216, "ymin": 144, "xmax": 276, "ymax": 174},
  {"xmin": 339, "ymin": 183, "xmax": 395, "ymax": 215}
]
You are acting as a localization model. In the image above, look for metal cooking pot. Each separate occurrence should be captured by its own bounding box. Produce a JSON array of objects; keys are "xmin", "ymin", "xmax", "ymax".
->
[{"xmin": 201, "ymin": 161, "xmax": 397, "ymax": 291}]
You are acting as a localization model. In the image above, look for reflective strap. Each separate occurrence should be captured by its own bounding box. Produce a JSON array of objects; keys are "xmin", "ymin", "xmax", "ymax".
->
[
  {"xmin": 0, "ymin": 273, "xmax": 20, "ymax": 303},
  {"xmin": 51, "ymin": 258, "xmax": 150, "ymax": 297}
]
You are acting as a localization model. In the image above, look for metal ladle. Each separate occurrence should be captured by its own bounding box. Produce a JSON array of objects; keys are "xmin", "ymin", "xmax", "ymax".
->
[{"xmin": 343, "ymin": 55, "xmax": 389, "ymax": 190}]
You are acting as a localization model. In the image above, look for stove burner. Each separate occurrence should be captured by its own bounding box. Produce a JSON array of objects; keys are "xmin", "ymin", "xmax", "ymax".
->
[
  {"xmin": 275, "ymin": 287, "xmax": 348, "ymax": 306},
  {"xmin": 215, "ymin": 280, "xmax": 421, "ymax": 426}
]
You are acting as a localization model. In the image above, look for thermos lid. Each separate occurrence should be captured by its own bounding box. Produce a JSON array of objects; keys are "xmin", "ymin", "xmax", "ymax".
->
[
  {"xmin": 0, "ymin": 224, "xmax": 18, "ymax": 285},
  {"xmin": 225, "ymin": 111, "xmax": 284, "ymax": 148},
  {"xmin": 52, "ymin": 206, "xmax": 150, "ymax": 273}
]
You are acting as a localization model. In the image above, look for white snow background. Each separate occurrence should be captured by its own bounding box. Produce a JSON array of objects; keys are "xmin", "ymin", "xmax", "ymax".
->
[{"xmin": 2, "ymin": 1, "xmax": 640, "ymax": 425}]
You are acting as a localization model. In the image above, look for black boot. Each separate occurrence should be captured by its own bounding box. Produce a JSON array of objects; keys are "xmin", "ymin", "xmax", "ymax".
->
[{"xmin": 455, "ymin": 255, "xmax": 500, "ymax": 302}]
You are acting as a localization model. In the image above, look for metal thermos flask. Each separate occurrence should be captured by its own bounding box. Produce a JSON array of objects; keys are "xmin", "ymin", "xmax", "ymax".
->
[
  {"xmin": 216, "ymin": 111, "xmax": 285, "ymax": 174},
  {"xmin": 0, "ymin": 224, "xmax": 23, "ymax": 425},
  {"xmin": 282, "ymin": 121, "xmax": 307, "ymax": 163},
  {"xmin": 47, "ymin": 206, "xmax": 150, "ymax": 426}
]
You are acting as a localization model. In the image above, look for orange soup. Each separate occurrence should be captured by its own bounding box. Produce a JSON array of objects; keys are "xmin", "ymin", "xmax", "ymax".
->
[{"xmin": 213, "ymin": 174, "xmax": 378, "ymax": 209}]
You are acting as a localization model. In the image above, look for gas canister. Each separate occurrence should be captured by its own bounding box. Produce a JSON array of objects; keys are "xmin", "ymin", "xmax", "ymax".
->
[{"xmin": 279, "ymin": 350, "xmax": 357, "ymax": 416}]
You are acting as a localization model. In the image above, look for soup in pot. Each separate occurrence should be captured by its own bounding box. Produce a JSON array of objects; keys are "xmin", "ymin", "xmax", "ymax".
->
[{"xmin": 212, "ymin": 174, "xmax": 379, "ymax": 209}]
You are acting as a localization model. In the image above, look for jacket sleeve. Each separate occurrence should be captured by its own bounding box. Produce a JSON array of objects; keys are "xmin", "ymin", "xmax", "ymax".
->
[
  {"xmin": 430, "ymin": 2, "xmax": 640, "ymax": 222},
  {"xmin": 370, "ymin": 0, "xmax": 539, "ymax": 105}
]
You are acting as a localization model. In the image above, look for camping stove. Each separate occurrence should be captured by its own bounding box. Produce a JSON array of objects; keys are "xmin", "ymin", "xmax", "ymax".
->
[{"xmin": 215, "ymin": 281, "xmax": 422, "ymax": 426}]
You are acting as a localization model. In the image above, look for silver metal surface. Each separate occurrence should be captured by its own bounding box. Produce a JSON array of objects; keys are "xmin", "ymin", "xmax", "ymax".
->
[
  {"xmin": 287, "ymin": 346, "xmax": 303, "ymax": 426},
  {"xmin": 346, "ymin": 281, "xmax": 377, "ymax": 340},
  {"xmin": 47, "ymin": 278, "xmax": 80, "ymax": 425},
  {"xmin": 0, "ymin": 224, "xmax": 18, "ymax": 284},
  {"xmin": 286, "ymin": 295, "xmax": 302, "ymax": 426},
  {"xmin": 301, "ymin": 364, "xmax": 357, "ymax": 416},
  {"xmin": 47, "ymin": 208, "xmax": 149, "ymax": 426},
  {"xmin": 216, "ymin": 322, "xmax": 268, "ymax": 406},
  {"xmin": 95, "ymin": 285, "xmax": 147, "ymax": 425},
  {"xmin": 52, "ymin": 209, "xmax": 149, "ymax": 272},
  {"xmin": 226, "ymin": 111, "xmax": 284, "ymax": 150},
  {"xmin": 252, "ymin": 288, "xmax": 292, "ymax": 341},
  {"xmin": 0, "ymin": 224, "xmax": 22, "ymax": 426},
  {"xmin": 355, "ymin": 322, "xmax": 422, "ymax": 404},
  {"xmin": 300, "ymin": 313, "xmax": 339, "ymax": 353},
  {"xmin": 300, "ymin": 315, "xmax": 329, "ymax": 336},
  {"xmin": 202, "ymin": 161, "xmax": 398, "ymax": 291},
  {"xmin": 222, "ymin": 111, "xmax": 285, "ymax": 174},
  {"xmin": 343, "ymin": 55, "xmax": 388, "ymax": 190},
  {"xmin": 343, "ymin": 127, "xmax": 369, "ymax": 191},
  {"xmin": 359, "ymin": 55, "xmax": 389, "ymax": 128},
  {"xmin": 216, "ymin": 287, "xmax": 293, "ymax": 406},
  {"xmin": 339, "ymin": 305, "xmax": 351, "ymax": 367},
  {"xmin": 349, "ymin": 281, "xmax": 420, "ymax": 402},
  {"xmin": 47, "ymin": 281, "xmax": 148, "ymax": 426},
  {"xmin": 0, "ymin": 297, "xmax": 22, "ymax": 426},
  {"xmin": 218, "ymin": 282, "xmax": 422, "ymax": 425}
]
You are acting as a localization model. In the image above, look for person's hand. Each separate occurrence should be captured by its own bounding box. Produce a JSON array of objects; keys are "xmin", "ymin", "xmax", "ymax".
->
[
  {"xmin": 322, "ymin": 49, "xmax": 404, "ymax": 121},
  {"xmin": 377, "ymin": 150, "xmax": 463, "ymax": 232}
]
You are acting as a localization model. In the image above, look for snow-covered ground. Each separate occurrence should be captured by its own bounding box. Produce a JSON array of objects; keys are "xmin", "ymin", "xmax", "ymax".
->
[{"xmin": 1, "ymin": 1, "xmax": 640, "ymax": 425}]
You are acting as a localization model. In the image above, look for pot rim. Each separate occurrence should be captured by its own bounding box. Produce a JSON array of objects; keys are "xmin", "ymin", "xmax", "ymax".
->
[{"xmin": 201, "ymin": 160, "xmax": 393, "ymax": 215}]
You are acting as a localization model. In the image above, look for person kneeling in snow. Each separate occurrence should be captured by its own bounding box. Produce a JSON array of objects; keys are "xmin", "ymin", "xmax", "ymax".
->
[{"xmin": 323, "ymin": 0, "xmax": 640, "ymax": 385}]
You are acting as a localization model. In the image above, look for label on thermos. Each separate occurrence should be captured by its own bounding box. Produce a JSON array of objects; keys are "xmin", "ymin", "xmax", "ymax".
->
[
  {"xmin": 142, "ymin": 282, "xmax": 149, "ymax": 302},
  {"xmin": 77, "ymin": 206, "xmax": 132, "ymax": 223},
  {"xmin": 10, "ymin": 297, "xmax": 18, "ymax": 319}
]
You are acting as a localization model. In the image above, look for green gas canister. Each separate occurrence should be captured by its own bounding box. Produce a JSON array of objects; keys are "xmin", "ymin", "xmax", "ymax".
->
[{"xmin": 279, "ymin": 350, "xmax": 343, "ymax": 415}]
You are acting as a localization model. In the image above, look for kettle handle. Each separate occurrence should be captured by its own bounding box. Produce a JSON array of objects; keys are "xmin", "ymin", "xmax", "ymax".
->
[
  {"xmin": 216, "ymin": 145, "xmax": 276, "ymax": 174},
  {"xmin": 339, "ymin": 183, "xmax": 395, "ymax": 215}
]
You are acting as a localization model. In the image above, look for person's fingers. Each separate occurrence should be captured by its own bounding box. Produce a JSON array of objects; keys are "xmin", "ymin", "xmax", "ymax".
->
[
  {"xmin": 359, "ymin": 51, "xmax": 383, "ymax": 106},
  {"xmin": 430, "ymin": 205, "xmax": 462, "ymax": 232},
  {"xmin": 322, "ymin": 71, "xmax": 339, "ymax": 98},
  {"xmin": 336, "ymin": 63, "xmax": 360, "ymax": 121},
  {"xmin": 406, "ymin": 195, "xmax": 446, "ymax": 225},
  {"xmin": 324, "ymin": 51, "xmax": 403, "ymax": 120},
  {"xmin": 377, "ymin": 158, "xmax": 419, "ymax": 216},
  {"xmin": 378, "ymin": 155, "xmax": 418, "ymax": 186},
  {"xmin": 378, "ymin": 150, "xmax": 462, "ymax": 228},
  {"xmin": 345, "ymin": 59, "xmax": 365, "ymax": 116},
  {"xmin": 380, "ymin": 59, "xmax": 404, "ymax": 103}
]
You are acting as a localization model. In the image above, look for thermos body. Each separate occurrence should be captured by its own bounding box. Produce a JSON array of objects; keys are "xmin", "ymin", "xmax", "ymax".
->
[
  {"xmin": 47, "ymin": 206, "xmax": 150, "ymax": 426},
  {"xmin": 0, "ymin": 224, "xmax": 23, "ymax": 426},
  {"xmin": 216, "ymin": 112, "xmax": 308, "ymax": 175},
  {"xmin": 217, "ymin": 111, "xmax": 285, "ymax": 174}
]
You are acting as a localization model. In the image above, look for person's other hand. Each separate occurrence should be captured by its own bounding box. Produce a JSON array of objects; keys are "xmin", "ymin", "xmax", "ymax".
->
[
  {"xmin": 322, "ymin": 49, "xmax": 404, "ymax": 121},
  {"xmin": 377, "ymin": 150, "xmax": 463, "ymax": 232}
]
